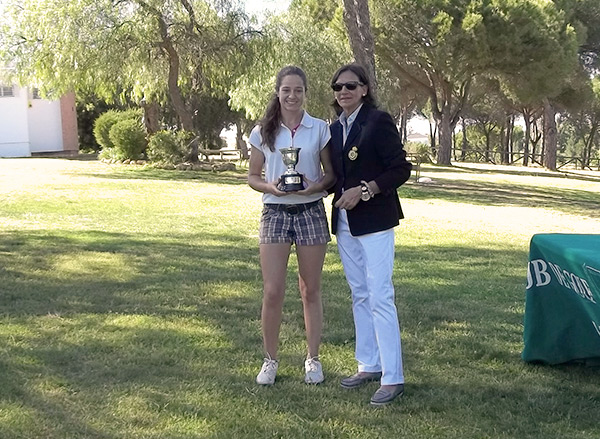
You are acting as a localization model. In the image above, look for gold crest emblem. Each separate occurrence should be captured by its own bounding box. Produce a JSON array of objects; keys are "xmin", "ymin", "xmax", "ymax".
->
[{"xmin": 348, "ymin": 146, "xmax": 358, "ymax": 161}]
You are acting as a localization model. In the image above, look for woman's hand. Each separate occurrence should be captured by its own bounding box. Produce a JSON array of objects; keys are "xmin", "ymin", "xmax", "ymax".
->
[
  {"xmin": 334, "ymin": 186, "xmax": 362, "ymax": 210},
  {"xmin": 295, "ymin": 176, "xmax": 322, "ymax": 196},
  {"xmin": 269, "ymin": 178, "xmax": 288, "ymax": 196}
]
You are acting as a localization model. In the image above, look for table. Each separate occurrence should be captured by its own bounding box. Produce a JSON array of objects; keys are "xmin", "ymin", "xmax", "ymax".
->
[{"xmin": 522, "ymin": 234, "xmax": 600, "ymax": 365}]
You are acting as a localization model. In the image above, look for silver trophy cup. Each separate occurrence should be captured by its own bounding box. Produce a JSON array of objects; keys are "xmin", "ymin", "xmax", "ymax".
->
[{"xmin": 279, "ymin": 147, "xmax": 303, "ymax": 191}]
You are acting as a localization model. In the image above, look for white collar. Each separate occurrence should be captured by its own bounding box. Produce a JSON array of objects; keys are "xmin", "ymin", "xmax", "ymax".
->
[{"xmin": 340, "ymin": 104, "xmax": 363, "ymax": 127}]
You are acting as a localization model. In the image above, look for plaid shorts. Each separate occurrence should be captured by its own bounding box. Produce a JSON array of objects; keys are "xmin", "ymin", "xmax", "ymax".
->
[{"xmin": 259, "ymin": 199, "xmax": 331, "ymax": 246}]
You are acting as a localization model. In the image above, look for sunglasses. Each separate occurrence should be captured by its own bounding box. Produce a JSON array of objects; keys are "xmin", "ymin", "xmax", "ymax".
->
[{"xmin": 331, "ymin": 81, "xmax": 364, "ymax": 92}]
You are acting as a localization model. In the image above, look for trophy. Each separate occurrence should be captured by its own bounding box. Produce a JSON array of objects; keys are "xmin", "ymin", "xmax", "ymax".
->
[{"xmin": 279, "ymin": 147, "xmax": 303, "ymax": 191}]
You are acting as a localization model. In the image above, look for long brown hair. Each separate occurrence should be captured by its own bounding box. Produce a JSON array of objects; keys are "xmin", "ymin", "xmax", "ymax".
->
[
  {"xmin": 331, "ymin": 63, "xmax": 377, "ymax": 116},
  {"xmin": 260, "ymin": 66, "xmax": 308, "ymax": 151}
]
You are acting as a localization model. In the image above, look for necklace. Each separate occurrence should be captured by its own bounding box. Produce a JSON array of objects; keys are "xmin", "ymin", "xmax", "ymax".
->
[{"xmin": 291, "ymin": 121, "xmax": 301, "ymax": 138}]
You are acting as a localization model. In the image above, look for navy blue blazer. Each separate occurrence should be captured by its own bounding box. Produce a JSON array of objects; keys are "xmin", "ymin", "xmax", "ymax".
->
[{"xmin": 330, "ymin": 104, "xmax": 412, "ymax": 236}]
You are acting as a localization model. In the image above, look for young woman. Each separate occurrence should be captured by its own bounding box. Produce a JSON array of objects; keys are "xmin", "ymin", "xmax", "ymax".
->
[
  {"xmin": 329, "ymin": 63, "xmax": 412, "ymax": 405},
  {"xmin": 248, "ymin": 66, "xmax": 336, "ymax": 385}
]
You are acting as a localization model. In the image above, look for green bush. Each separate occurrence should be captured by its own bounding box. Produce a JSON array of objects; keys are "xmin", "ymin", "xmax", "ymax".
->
[
  {"xmin": 93, "ymin": 110, "xmax": 121, "ymax": 150},
  {"xmin": 176, "ymin": 130, "xmax": 196, "ymax": 151},
  {"xmin": 107, "ymin": 119, "xmax": 147, "ymax": 161},
  {"xmin": 147, "ymin": 130, "xmax": 195, "ymax": 164},
  {"xmin": 147, "ymin": 131, "xmax": 184, "ymax": 164},
  {"xmin": 93, "ymin": 109, "xmax": 143, "ymax": 150}
]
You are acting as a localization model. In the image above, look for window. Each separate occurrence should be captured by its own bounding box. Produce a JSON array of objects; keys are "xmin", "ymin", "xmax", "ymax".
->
[{"xmin": 0, "ymin": 85, "xmax": 14, "ymax": 97}]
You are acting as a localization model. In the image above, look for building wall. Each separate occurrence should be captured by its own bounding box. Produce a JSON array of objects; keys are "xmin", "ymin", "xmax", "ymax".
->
[
  {"xmin": 28, "ymin": 92, "xmax": 64, "ymax": 153},
  {"xmin": 0, "ymin": 84, "xmax": 79, "ymax": 158},
  {"xmin": 0, "ymin": 85, "xmax": 31, "ymax": 157},
  {"xmin": 60, "ymin": 92, "xmax": 79, "ymax": 154}
]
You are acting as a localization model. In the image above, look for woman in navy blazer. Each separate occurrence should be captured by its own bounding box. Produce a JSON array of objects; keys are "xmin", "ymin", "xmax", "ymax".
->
[{"xmin": 329, "ymin": 63, "xmax": 412, "ymax": 406}]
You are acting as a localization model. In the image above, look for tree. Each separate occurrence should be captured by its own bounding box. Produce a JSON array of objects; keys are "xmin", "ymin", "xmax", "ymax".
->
[
  {"xmin": 465, "ymin": 80, "xmax": 507, "ymax": 163},
  {"xmin": 229, "ymin": 5, "xmax": 350, "ymax": 122},
  {"xmin": 342, "ymin": 0, "xmax": 378, "ymax": 98},
  {"xmin": 570, "ymin": 0, "xmax": 600, "ymax": 70},
  {"xmin": 0, "ymin": 0, "xmax": 252, "ymax": 160},
  {"xmin": 559, "ymin": 76, "xmax": 600, "ymax": 168},
  {"xmin": 372, "ymin": 0, "xmax": 579, "ymax": 166},
  {"xmin": 377, "ymin": 66, "xmax": 428, "ymax": 139}
]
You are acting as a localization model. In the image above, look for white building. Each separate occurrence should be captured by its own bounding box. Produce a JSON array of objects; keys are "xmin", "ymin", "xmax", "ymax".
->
[{"xmin": 0, "ymin": 84, "xmax": 79, "ymax": 157}]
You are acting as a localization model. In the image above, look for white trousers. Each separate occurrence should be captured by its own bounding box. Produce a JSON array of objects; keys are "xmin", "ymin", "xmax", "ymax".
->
[{"xmin": 336, "ymin": 209, "xmax": 404, "ymax": 385}]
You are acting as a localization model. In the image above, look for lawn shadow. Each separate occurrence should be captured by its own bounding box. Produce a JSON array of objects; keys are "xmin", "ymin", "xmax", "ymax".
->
[
  {"xmin": 402, "ymin": 174, "xmax": 600, "ymax": 218},
  {"xmin": 0, "ymin": 228, "xmax": 263, "ymax": 436},
  {"xmin": 453, "ymin": 163, "xmax": 600, "ymax": 183},
  {"xmin": 3, "ymin": 228, "xmax": 600, "ymax": 437},
  {"xmin": 322, "ymin": 241, "xmax": 527, "ymax": 349},
  {"xmin": 73, "ymin": 166, "xmax": 249, "ymax": 186},
  {"xmin": 423, "ymin": 162, "xmax": 600, "ymax": 183}
]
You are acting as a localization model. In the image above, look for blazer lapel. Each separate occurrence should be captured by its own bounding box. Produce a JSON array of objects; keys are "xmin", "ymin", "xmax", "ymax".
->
[
  {"xmin": 344, "ymin": 105, "xmax": 370, "ymax": 150},
  {"xmin": 332, "ymin": 121, "xmax": 344, "ymax": 153}
]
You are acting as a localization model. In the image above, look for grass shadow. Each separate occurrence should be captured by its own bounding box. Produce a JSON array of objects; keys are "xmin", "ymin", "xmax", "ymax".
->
[
  {"xmin": 1, "ymin": 176, "xmax": 600, "ymax": 438},
  {"xmin": 74, "ymin": 166, "xmax": 249, "ymax": 186},
  {"xmin": 452, "ymin": 163, "xmax": 600, "ymax": 183},
  {"xmin": 402, "ymin": 175, "xmax": 600, "ymax": 218}
]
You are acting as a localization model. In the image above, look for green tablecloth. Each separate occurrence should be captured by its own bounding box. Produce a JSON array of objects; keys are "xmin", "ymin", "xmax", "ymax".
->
[{"xmin": 522, "ymin": 234, "xmax": 600, "ymax": 365}]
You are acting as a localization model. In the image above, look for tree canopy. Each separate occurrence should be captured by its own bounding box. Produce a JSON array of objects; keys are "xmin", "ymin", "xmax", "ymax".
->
[
  {"xmin": 1, "ymin": 0, "xmax": 253, "ymax": 156},
  {"xmin": 372, "ymin": 0, "xmax": 580, "ymax": 165},
  {"xmin": 2, "ymin": 0, "xmax": 599, "ymax": 169},
  {"xmin": 229, "ymin": 4, "xmax": 351, "ymax": 121}
]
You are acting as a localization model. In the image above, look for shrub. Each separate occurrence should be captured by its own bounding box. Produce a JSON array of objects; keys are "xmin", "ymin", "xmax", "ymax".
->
[
  {"xmin": 93, "ymin": 110, "xmax": 121, "ymax": 150},
  {"xmin": 147, "ymin": 131, "xmax": 185, "ymax": 164},
  {"xmin": 108, "ymin": 119, "xmax": 147, "ymax": 161},
  {"xmin": 147, "ymin": 130, "xmax": 195, "ymax": 164},
  {"xmin": 93, "ymin": 109, "xmax": 143, "ymax": 150}
]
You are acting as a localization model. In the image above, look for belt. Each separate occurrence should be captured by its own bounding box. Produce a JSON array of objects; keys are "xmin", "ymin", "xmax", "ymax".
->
[{"xmin": 264, "ymin": 200, "xmax": 321, "ymax": 215}]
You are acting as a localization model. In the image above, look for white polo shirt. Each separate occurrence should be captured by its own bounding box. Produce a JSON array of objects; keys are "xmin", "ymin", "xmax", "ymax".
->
[{"xmin": 249, "ymin": 111, "xmax": 331, "ymax": 205}]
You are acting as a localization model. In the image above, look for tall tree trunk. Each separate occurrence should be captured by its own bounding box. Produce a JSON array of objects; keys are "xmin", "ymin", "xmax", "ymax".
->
[
  {"xmin": 141, "ymin": 100, "xmax": 160, "ymax": 136},
  {"xmin": 437, "ymin": 108, "xmax": 453, "ymax": 165},
  {"xmin": 163, "ymin": 40, "xmax": 199, "ymax": 162},
  {"xmin": 522, "ymin": 110, "xmax": 531, "ymax": 166},
  {"xmin": 523, "ymin": 123, "xmax": 530, "ymax": 167},
  {"xmin": 400, "ymin": 111, "xmax": 408, "ymax": 143},
  {"xmin": 484, "ymin": 128, "xmax": 491, "ymax": 162},
  {"xmin": 583, "ymin": 123, "xmax": 598, "ymax": 168},
  {"xmin": 163, "ymin": 43, "xmax": 194, "ymax": 127},
  {"xmin": 429, "ymin": 118, "xmax": 437, "ymax": 157},
  {"xmin": 503, "ymin": 114, "xmax": 513, "ymax": 164},
  {"xmin": 500, "ymin": 125, "xmax": 506, "ymax": 164},
  {"xmin": 543, "ymin": 99, "xmax": 557, "ymax": 170},
  {"xmin": 236, "ymin": 122, "xmax": 249, "ymax": 160},
  {"xmin": 452, "ymin": 130, "xmax": 457, "ymax": 161},
  {"xmin": 461, "ymin": 117, "xmax": 468, "ymax": 161},
  {"xmin": 138, "ymin": 0, "xmax": 198, "ymax": 161},
  {"xmin": 530, "ymin": 118, "xmax": 543, "ymax": 165},
  {"xmin": 342, "ymin": 0, "xmax": 377, "ymax": 99}
]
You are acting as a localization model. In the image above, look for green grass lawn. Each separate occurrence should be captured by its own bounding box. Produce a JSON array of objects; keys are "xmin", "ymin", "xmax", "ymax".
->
[{"xmin": 1, "ymin": 157, "xmax": 599, "ymax": 439}]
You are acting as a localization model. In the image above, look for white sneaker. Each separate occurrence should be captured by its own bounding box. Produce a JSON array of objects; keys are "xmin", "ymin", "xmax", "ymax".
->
[
  {"xmin": 304, "ymin": 356, "xmax": 324, "ymax": 384},
  {"xmin": 256, "ymin": 357, "xmax": 278, "ymax": 385}
]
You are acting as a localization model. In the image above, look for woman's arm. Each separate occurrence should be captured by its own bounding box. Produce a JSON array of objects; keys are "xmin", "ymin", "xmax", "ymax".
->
[
  {"xmin": 247, "ymin": 146, "xmax": 286, "ymax": 196},
  {"xmin": 372, "ymin": 112, "xmax": 412, "ymax": 193},
  {"xmin": 335, "ymin": 111, "xmax": 410, "ymax": 210},
  {"xmin": 296, "ymin": 143, "xmax": 337, "ymax": 196}
]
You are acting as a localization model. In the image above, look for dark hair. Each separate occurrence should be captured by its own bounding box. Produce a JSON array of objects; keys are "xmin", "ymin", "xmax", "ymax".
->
[
  {"xmin": 259, "ymin": 66, "xmax": 308, "ymax": 151},
  {"xmin": 330, "ymin": 63, "xmax": 377, "ymax": 115}
]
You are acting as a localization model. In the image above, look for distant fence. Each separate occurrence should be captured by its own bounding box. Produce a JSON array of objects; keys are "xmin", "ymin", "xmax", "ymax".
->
[{"xmin": 450, "ymin": 148, "xmax": 600, "ymax": 171}]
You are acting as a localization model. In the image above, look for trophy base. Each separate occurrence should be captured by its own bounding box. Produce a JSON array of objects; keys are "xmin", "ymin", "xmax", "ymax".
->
[{"xmin": 281, "ymin": 174, "xmax": 303, "ymax": 192}]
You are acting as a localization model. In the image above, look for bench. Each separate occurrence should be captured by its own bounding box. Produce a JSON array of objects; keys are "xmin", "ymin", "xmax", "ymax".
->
[{"xmin": 198, "ymin": 148, "xmax": 242, "ymax": 161}]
